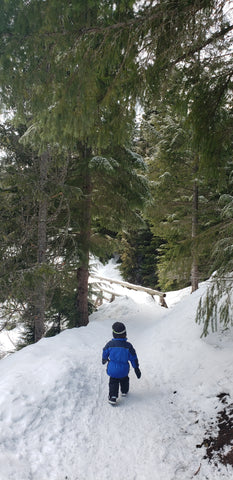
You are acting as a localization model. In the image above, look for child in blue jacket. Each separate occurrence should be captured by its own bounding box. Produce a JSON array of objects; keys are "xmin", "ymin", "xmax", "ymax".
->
[{"xmin": 102, "ymin": 322, "xmax": 141, "ymax": 404}]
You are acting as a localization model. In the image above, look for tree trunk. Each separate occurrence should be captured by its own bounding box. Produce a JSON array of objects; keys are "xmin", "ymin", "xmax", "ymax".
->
[
  {"xmin": 76, "ymin": 145, "xmax": 92, "ymax": 326},
  {"xmin": 34, "ymin": 150, "xmax": 49, "ymax": 341},
  {"xmin": 191, "ymin": 167, "xmax": 199, "ymax": 293}
]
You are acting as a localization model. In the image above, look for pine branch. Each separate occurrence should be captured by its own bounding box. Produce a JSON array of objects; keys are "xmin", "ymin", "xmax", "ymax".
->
[{"xmin": 173, "ymin": 24, "xmax": 233, "ymax": 64}]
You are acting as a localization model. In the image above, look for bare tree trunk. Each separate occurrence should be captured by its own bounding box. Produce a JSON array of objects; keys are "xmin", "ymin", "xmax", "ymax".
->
[
  {"xmin": 76, "ymin": 145, "xmax": 92, "ymax": 326},
  {"xmin": 34, "ymin": 150, "xmax": 49, "ymax": 341},
  {"xmin": 191, "ymin": 163, "xmax": 199, "ymax": 293},
  {"xmin": 76, "ymin": 263, "xmax": 90, "ymax": 326}
]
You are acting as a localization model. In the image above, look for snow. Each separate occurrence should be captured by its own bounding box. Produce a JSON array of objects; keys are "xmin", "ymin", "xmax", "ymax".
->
[
  {"xmin": 0, "ymin": 315, "xmax": 24, "ymax": 359},
  {"xmin": 0, "ymin": 260, "xmax": 233, "ymax": 480}
]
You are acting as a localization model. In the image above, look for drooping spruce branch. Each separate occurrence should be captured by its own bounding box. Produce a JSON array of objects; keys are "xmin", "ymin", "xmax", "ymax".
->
[{"xmin": 173, "ymin": 23, "xmax": 233, "ymax": 65}]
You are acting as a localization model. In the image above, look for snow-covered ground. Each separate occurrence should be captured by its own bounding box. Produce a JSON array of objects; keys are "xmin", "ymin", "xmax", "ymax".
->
[
  {"xmin": 0, "ymin": 322, "xmax": 24, "ymax": 359},
  {"xmin": 0, "ymin": 260, "xmax": 233, "ymax": 480}
]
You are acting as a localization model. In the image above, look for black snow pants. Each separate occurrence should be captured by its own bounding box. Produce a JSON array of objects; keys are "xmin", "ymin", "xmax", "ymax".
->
[{"xmin": 109, "ymin": 376, "xmax": 129, "ymax": 398}]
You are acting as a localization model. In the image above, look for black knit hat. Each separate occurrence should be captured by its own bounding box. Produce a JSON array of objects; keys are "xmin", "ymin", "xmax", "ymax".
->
[{"xmin": 112, "ymin": 322, "xmax": 127, "ymax": 338}]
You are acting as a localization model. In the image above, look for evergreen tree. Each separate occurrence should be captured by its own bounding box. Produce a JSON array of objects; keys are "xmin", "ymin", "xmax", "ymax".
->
[
  {"xmin": 119, "ymin": 224, "xmax": 162, "ymax": 288},
  {"xmin": 139, "ymin": 105, "xmax": 227, "ymax": 291},
  {"xmin": 0, "ymin": 118, "xmax": 149, "ymax": 335},
  {"xmin": 196, "ymin": 158, "xmax": 233, "ymax": 335},
  {"xmin": 0, "ymin": 122, "xmax": 73, "ymax": 342},
  {"xmin": 61, "ymin": 142, "xmax": 149, "ymax": 326},
  {"xmin": 0, "ymin": 0, "xmax": 145, "ymax": 330}
]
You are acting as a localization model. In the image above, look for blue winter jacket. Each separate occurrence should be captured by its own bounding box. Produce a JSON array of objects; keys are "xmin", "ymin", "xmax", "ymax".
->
[{"xmin": 102, "ymin": 338, "xmax": 139, "ymax": 378}]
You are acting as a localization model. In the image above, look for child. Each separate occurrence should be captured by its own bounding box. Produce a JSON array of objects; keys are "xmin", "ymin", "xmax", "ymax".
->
[{"xmin": 102, "ymin": 321, "xmax": 141, "ymax": 404}]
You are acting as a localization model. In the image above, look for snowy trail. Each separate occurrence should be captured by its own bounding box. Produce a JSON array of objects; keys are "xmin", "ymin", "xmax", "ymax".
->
[
  {"xmin": 1, "ymin": 265, "xmax": 233, "ymax": 479},
  {"xmin": 0, "ymin": 301, "xmax": 182, "ymax": 480}
]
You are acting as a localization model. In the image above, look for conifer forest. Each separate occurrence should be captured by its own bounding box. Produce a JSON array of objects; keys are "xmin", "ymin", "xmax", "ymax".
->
[{"xmin": 0, "ymin": 0, "xmax": 232, "ymax": 344}]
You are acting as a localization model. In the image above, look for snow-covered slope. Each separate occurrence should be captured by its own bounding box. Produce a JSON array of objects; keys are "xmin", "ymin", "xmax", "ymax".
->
[{"xmin": 0, "ymin": 264, "xmax": 233, "ymax": 480}]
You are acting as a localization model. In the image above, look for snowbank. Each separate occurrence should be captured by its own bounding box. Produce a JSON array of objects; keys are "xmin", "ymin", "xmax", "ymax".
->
[{"xmin": 0, "ymin": 266, "xmax": 233, "ymax": 479}]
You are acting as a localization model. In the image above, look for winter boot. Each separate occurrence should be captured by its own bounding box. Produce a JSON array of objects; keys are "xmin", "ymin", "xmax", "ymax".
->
[{"xmin": 108, "ymin": 396, "xmax": 117, "ymax": 405}]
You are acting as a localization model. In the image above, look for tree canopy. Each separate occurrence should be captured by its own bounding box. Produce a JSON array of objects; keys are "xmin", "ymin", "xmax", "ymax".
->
[{"xmin": 0, "ymin": 0, "xmax": 232, "ymax": 339}]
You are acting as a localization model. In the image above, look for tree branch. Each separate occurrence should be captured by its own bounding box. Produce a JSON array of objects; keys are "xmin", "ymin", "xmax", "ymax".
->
[{"xmin": 174, "ymin": 24, "xmax": 233, "ymax": 64}]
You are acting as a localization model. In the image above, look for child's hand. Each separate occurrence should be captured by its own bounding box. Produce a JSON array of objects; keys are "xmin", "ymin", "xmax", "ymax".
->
[{"xmin": 134, "ymin": 367, "xmax": 141, "ymax": 378}]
